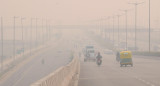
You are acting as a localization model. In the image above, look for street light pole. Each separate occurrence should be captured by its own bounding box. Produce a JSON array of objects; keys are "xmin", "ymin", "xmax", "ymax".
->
[
  {"xmin": 112, "ymin": 16, "xmax": 115, "ymax": 45},
  {"xmin": 120, "ymin": 9, "xmax": 131, "ymax": 50},
  {"xmin": 99, "ymin": 17, "xmax": 103, "ymax": 37},
  {"xmin": 149, "ymin": 0, "xmax": 151, "ymax": 52},
  {"xmin": 129, "ymin": 2, "xmax": 144, "ymax": 51},
  {"xmin": 30, "ymin": 18, "xmax": 34, "ymax": 56},
  {"xmin": 46, "ymin": 19, "xmax": 52, "ymax": 42},
  {"xmin": 125, "ymin": 11, "xmax": 128, "ymax": 50},
  {"xmin": 46, "ymin": 20, "xmax": 48, "ymax": 42},
  {"xmin": 104, "ymin": 17, "xmax": 107, "ymax": 40},
  {"xmin": 42, "ymin": 19, "xmax": 44, "ymax": 45},
  {"xmin": 47, "ymin": 20, "xmax": 52, "ymax": 41},
  {"xmin": 107, "ymin": 17, "xmax": 111, "ymax": 40},
  {"xmin": 35, "ymin": 18, "xmax": 38, "ymax": 48},
  {"xmin": 13, "ymin": 16, "xmax": 19, "ymax": 62},
  {"xmin": 21, "ymin": 17, "xmax": 25, "ymax": 58},
  {"xmin": 1, "ymin": 17, "xmax": 3, "ymax": 71},
  {"xmin": 117, "ymin": 15, "xmax": 121, "ymax": 49},
  {"xmin": 101, "ymin": 17, "xmax": 105, "ymax": 38}
]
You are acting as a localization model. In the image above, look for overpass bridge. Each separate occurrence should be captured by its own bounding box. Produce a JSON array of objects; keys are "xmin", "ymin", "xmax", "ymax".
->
[{"xmin": 0, "ymin": 28, "xmax": 160, "ymax": 86}]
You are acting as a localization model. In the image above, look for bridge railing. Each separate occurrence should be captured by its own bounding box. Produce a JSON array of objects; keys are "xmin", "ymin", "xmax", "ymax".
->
[{"xmin": 30, "ymin": 53, "xmax": 80, "ymax": 86}]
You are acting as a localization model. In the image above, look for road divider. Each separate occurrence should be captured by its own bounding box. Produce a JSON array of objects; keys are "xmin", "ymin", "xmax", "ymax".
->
[
  {"xmin": 30, "ymin": 53, "xmax": 80, "ymax": 86},
  {"xmin": 132, "ymin": 51, "xmax": 160, "ymax": 57}
]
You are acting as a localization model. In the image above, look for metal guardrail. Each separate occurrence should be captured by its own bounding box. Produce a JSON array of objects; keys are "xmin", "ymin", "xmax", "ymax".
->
[{"xmin": 30, "ymin": 54, "xmax": 80, "ymax": 86}]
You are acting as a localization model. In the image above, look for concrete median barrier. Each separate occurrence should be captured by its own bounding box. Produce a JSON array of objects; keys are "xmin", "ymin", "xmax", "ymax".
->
[{"xmin": 30, "ymin": 54, "xmax": 80, "ymax": 86}]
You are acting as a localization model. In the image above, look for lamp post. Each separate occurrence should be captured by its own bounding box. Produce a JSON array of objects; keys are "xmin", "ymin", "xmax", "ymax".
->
[
  {"xmin": 42, "ymin": 19, "xmax": 44, "ymax": 46},
  {"xmin": 129, "ymin": 2, "xmax": 144, "ymax": 51},
  {"xmin": 101, "ymin": 17, "xmax": 105, "ymax": 38},
  {"xmin": 1, "ymin": 17, "xmax": 3, "ymax": 71},
  {"xmin": 107, "ymin": 17, "xmax": 111, "ymax": 40},
  {"xmin": 42, "ymin": 19, "xmax": 45, "ymax": 45},
  {"xmin": 112, "ymin": 16, "xmax": 115, "ymax": 45},
  {"xmin": 104, "ymin": 17, "xmax": 108, "ymax": 40},
  {"xmin": 46, "ymin": 20, "xmax": 48, "ymax": 42},
  {"xmin": 47, "ymin": 20, "xmax": 52, "ymax": 41},
  {"xmin": 13, "ymin": 16, "xmax": 19, "ymax": 62},
  {"xmin": 117, "ymin": 15, "xmax": 121, "ymax": 49},
  {"xmin": 21, "ymin": 17, "xmax": 25, "ymax": 58},
  {"xmin": 149, "ymin": 0, "xmax": 151, "ymax": 52},
  {"xmin": 46, "ymin": 19, "xmax": 52, "ymax": 42},
  {"xmin": 35, "ymin": 18, "xmax": 39, "ymax": 48},
  {"xmin": 99, "ymin": 17, "xmax": 103, "ymax": 37},
  {"xmin": 30, "ymin": 18, "xmax": 35, "ymax": 56},
  {"xmin": 120, "ymin": 9, "xmax": 130, "ymax": 50}
]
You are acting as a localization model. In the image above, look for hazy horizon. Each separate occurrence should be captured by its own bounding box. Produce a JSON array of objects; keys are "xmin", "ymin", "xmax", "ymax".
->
[{"xmin": 0, "ymin": 0, "xmax": 160, "ymax": 28}]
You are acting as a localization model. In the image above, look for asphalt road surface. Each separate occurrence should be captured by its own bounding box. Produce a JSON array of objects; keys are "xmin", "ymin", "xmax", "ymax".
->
[{"xmin": 78, "ymin": 52, "xmax": 160, "ymax": 86}]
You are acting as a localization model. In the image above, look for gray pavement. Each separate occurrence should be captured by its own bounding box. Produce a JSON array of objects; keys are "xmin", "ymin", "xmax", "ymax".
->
[{"xmin": 78, "ymin": 53, "xmax": 160, "ymax": 86}]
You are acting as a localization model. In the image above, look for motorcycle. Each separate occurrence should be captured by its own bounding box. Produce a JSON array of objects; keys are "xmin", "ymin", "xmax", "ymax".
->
[{"xmin": 96, "ymin": 58, "xmax": 102, "ymax": 66}]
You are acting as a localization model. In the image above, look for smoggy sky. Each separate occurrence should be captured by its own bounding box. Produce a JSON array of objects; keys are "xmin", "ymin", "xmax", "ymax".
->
[{"xmin": 0, "ymin": 0, "xmax": 160, "ymax": 27}]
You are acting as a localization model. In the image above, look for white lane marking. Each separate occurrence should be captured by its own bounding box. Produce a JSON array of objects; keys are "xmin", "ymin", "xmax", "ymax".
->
[
  {"xmin": 135, "ymin": 77, "xmax": 156, "ymax": 86},
  {"xmin": 116, "ymin": 66, "xmax": 156, "ymax": 86}
]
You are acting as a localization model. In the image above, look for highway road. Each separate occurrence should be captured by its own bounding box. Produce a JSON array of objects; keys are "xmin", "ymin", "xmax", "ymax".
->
[
  {"xmin": 0, "ymin": 29, "xmax": 160, "ymax": 86},
  {"xmin": 0, "ymin": 31, "xmax": 75, "ymax": 86},
  {"xmin": 78, "ymin": 51, "xmax": 160, "ymax": 86}
]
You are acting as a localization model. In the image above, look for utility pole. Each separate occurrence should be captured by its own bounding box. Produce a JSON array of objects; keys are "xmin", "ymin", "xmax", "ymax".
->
[
  {"xmin": 117, "ymin": 15, "xmax": 121, "ymax": 49},
  {"xmin": 35, "ymin": 18, "xmax": 38, "ymax": 48},
  {"xmin": 112, "ymin": 16, "xmax": 115, "ymax": 45},
  {"xmin": 107, "ymin": 17, "xmax": 111, "ymax": 40},
  {"xmin": 13, "ymin": 16, "xmax": 19, "ymax": 62},
  {"xmin": 42, "ymin": 19, "xmax": 44, "ymax": 46},
  {"xmin": 101, "ymin": 17, "xmax": 105, "ymax": 38},
  {"xmin": 125, "ymin": 10, "xmax": 128, "ymax": 50},
  {"xmin": 129, "ymin": 2, "xmax": 144, "ymax": 51},
  {"xmin": 149, "ymin": 0, "xmax": 151, "ymax": 52},
  {"xmin": 48, "ymin": 20, "xmax": 52, "ymax": 41},
  {"xmin": 99, "ymin": 17, "xmax": 103, "ymax": 37},
  {"xmin": 46, "ymin": 20, "xmax": 48, "ymax": 42},
  {"xmin": 104, "ymin": 17, "xmax": 107, "ymax": 40},
  {"xmin": 21, "ymin": 17, "xmax": 25, "ymax": 58},
  {"xmin": 1, "ymin": 17, "xmax": 3, "ymax": 71},
  {"xmin": 30, "ymin": 18, "xmax": 35, "ymax": 56},
  {"xmin": 120, "ymin": 9, "xmax": 131, "ymax": 50}
]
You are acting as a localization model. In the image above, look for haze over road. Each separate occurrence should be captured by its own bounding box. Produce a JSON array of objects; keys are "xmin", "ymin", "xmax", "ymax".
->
[
  {"xmin": 0, "ymin": 30, "xmax": 76, "ymax": 86},
  {"xmin": 78, "ymin": 40, "xmax": 160, "ymax": 86}
]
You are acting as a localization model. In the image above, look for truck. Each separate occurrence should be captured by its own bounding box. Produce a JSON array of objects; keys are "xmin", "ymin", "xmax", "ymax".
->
[{"xmin": 83, "ymin": 45, "xmax": 96, "ymax": 62}]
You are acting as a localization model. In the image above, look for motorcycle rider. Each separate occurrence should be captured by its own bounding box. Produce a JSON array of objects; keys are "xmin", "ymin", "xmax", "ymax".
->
[
  {"xmin": 96, "ymin": 52, "xmax": 102, "ymax": 59},
  {"xmin": 96, "ymin": 52, "xmax": 102, "ymax": 65},
  {"xmin": 116, "ymin": 51, "xmax": 120, "ymax": 62}
]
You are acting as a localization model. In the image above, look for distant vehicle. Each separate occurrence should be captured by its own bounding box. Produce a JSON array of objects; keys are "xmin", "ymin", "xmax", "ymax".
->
[
  {"xmin": 83, "ymin": 45, "xmax": 96, "ymax": 62},
  {"xmin": 83, "ymin": 45, "xmax": 94, "ymax": 55},
  {"xmin": 120, "ymin": 51, "xmax": 133, "ymax": 67},
  {"xmin": 104, "ymin": 49, "xmax": 113, "ymax": 55}
]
